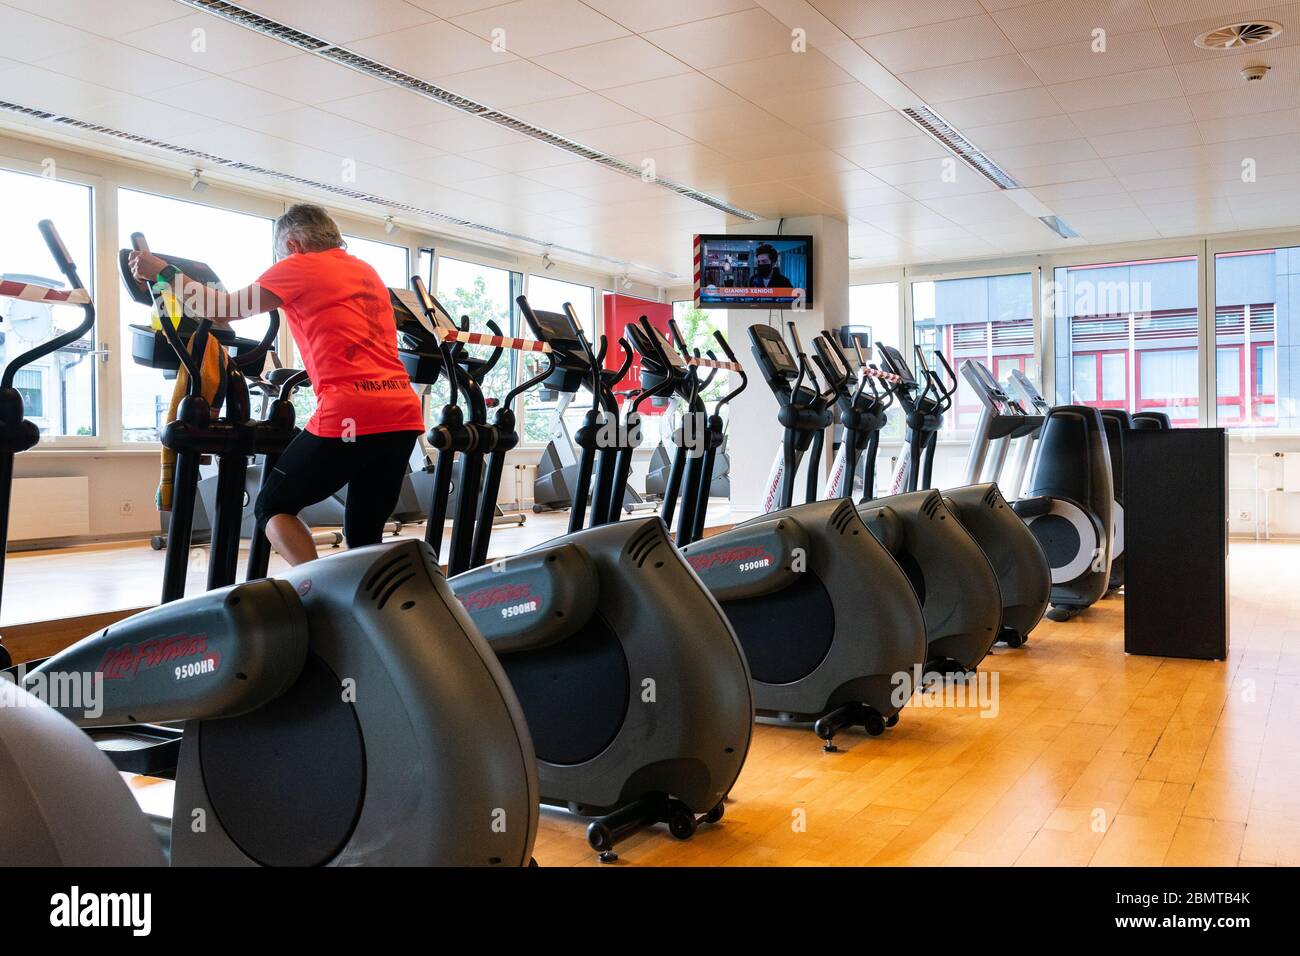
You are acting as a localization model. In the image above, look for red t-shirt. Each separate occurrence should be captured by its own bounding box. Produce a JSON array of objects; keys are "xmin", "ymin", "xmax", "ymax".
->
[{"xmin": 257, "ymin": 248, "xmax": 425, "ymax": 438}]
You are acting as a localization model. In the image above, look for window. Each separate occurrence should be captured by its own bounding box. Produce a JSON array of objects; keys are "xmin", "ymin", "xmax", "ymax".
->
[
  {"xmin": 435, "ymin": 256, "xmax": 522, "ymax": 434},
  {"xmin": 14, "ymin": 368, "xmax": 45, "ymax": 418},
  {"xmin": 911, "ymin": 272, "xmax": 1034, "ymax": 436},
  {"xmin": 849, "ymin": 282, "xmax": 900, "ymax": 355},
  {"xmin": 343, "ymin": 234, "xmax": 409, "ymax": 288},
  {"xmin": 117, "ymin": 189, "xmax": 273, "ymax": 442},
  {"xmin": 523, "ymin": 274, "xmax": 594, "ymax": 443},
  {"xmin": 526, "ymin": 274, "xmax": 594, "ymax": 335},
  {"xmin": 0, "ymin": 167, "xmax": 95, "ymax": 438},
  {"xmin": 1053, "ymin": 255, "xmax": 1199, "ymax": 426},
  {"xmin": 1213, "ymin": 248, "xmax": 1293, "ymax": 430}
]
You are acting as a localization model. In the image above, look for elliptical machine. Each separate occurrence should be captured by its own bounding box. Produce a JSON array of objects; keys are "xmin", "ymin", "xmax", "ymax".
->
[
  {"xmin": 1, "ymin": 223, "xmax": 540, "ymax": 867},
  {"xmin": 1000, "ymin": 369, "xmax": 1115, "ymax": 620},
  {"xmin": 630, "ymin": 318, "xmax": 927, "ymax": 750},
  {"xmin": 411, "ymin": 288, "xmax": 753, "ymax": 861},
  {"xmin": 759, "ymin": 327, "xmax": 1002, "ymax": 669}
]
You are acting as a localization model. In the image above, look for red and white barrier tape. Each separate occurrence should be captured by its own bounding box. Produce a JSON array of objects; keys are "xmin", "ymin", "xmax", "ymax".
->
[
  {"xmin": 863, "ymin": 367, "xmax": 902, "ymax": 384},
  {"xmin": 433, "ymin": 327, "xmax": 551, "ymax": 353},
  {"xmin": 0, "ymin": 279, "xmax": 90, "ymax": 305},
  {"xmin": 688, "ymin": 356, "xmax": 742, "ymax": 372}
]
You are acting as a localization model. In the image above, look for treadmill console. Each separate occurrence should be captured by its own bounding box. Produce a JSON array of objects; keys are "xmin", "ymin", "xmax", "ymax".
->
[
  {"xmin": 1007, "ymin": 368, "xmax": 1050, "ymax": 413},
  {"xmin": 959, "ymin": 359, "xmax": 1016, "ymax": 415},
  {"xmin": 748, "ymin": 323, "xmax": 798, "ymax": 379}
]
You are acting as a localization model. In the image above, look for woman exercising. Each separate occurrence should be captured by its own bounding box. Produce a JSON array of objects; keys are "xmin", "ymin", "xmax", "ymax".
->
[{"xmin": 129, "ymin": 203, "xmax": 425, "ymax": 566}]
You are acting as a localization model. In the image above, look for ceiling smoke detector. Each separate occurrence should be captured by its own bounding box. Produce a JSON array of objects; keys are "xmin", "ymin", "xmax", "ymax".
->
[
  {"xmin": 1194, "ymin": 21, "xmax": 1283, "ymax": 50},
  {"xmin": 1241, "ymin": 64, "xmax": 1271, "ymax": 82}
]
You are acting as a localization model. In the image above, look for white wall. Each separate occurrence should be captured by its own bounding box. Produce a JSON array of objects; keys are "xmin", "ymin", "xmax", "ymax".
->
[{"xmin": 723, "ymin": 215, "xmax": 850, "ymax": 511}]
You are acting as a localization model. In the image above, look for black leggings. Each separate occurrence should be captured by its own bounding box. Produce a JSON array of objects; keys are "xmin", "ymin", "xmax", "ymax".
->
[{"xmin": 255, "ymin": 429, "xmax": 421, "ymax": 548}]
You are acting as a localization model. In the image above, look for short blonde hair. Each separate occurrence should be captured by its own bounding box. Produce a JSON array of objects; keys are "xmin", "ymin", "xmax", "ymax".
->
[{"xmin": 273, "ymin": 204, "xmax": 344, "ymax": 258}]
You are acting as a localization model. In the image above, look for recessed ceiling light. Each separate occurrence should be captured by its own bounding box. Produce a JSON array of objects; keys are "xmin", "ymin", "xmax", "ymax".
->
[{"xmin": 901, "ymin": 106, "xmax": 1021, "ymax": 190}]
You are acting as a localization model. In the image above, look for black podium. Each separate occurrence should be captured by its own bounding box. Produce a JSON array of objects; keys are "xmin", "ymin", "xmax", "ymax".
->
[{"xmin": 1123, "ymin": 428, "xmax": 1228, "ymax": 660}]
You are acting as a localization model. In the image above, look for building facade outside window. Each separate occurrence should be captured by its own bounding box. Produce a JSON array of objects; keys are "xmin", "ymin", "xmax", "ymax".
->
[{"xmin": 1051, "ymin": 256, "xmax": 1199, "ymax": 426}]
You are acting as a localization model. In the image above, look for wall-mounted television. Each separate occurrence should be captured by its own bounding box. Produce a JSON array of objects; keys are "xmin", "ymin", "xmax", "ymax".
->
[{"xmin": 693, "ymin": 234, "xmax": 813, "ymax": 310}]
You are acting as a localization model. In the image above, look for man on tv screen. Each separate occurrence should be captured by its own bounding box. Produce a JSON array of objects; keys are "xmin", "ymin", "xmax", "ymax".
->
[{"xmin": 751, "ymin": 243, "xmax": 792, "ymax": 289}]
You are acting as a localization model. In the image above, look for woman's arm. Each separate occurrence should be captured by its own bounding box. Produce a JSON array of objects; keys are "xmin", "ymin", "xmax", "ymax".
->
[{"xmin": 128, "ymin": 251, "xmax": 282, "ymax": 323}]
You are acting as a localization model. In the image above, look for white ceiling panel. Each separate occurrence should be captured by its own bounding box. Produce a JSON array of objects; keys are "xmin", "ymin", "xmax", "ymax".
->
[
  {"xmin": 858, "ymin": 14, "xmax": 1016, "ymax": 72},
  {"xmin": 228, "ymin": 54, "xmax": 389, "ymax": 105},
  {"xmin": 324, "ymin": 88, "xmax": 465, "ymax": 130},
  {"xmin": 401, "ymin": 115, "xmax": 528, "ymax": 152},
  {"xmin": 809, "ymin": 0, "xmax": 987, "ymax": 38},
  {"xmin": 564, "ymin": 119, "xmax": 691, "ymax": 156},
  {"xmin": 963, "ymin": 114, "xmax": 1083, "ymax": 149},
  {"xmin": 1014, "ymin": 158, "xmax": 1116, "ymax": 187},
  {"xmin": 1021, "ymin": 28, "xmax": 1171, "ymax": 86},
  {"xmin": 347, "ymin": 21, "xmax": 513, "ymax": 78},
  {"xmin": 435, "ymin": 60, "xmax": 586, "ymax": 107},
  {"xmin": 1175, "ymin": 45, "xmax": 1300, "ymax": 94},
  {"xmin": 1145, "ymin": 0, "xmax": 1275, "ymax": 26},
  {"xmin": 761, "ymin": 82, "xmax": 895, "ymax": 127},
  {"xmin": 1047, "ymin": 66, "xmax": 1186, "ymax": 112},
  {"xmin": 932, "ymin": 88, "xmax": 1063, "ymax": 127},
  {"xmin": 804, "ymin": 110, "xmax": 925, "ymax": 149},
  {"xmin": 643, "ymin": 8, "xmax": 794, "ymax": 70},
  {"xmin": 1198, "ymin": 108, "xmax": 1300, "ymax": 143},
  {"xmin": 1088, "ymin": 124, "xmax": 1205, "ymax": 157},
  {"xmin": 899, "ymin": 55, "xmax": 1042, "ymax": 102},
  {"xmin": 579, "ymin": 0, "xmax": 757, "ymax": 35},
  {"xmin": 533, "ymin": 35, "xmax": 691, "ymax": 90},
  {"xmin": 509, "ymin": 93, "xmax": 643, "ymax": 134},
  {"xmin": 838, "ymin": 136, "xmax": 952, "ymax": 169},
  {"xmin": 235, "ymin": 0, "xmax": 437, "ymax": 43},
  {"xmin": 462, "ymin": 139, "xmax": 585, "ymax": 173},
  {"xmin": 451, "ymin": 0, "xmax": 629, "ymax": 57},
  {"xmin": 1188, "ymin": 81, "xmax": 1300, "ymax": 119},
  {"xmin": 991, "ymin": 0, "xmax": 1157, "ymax": 52},
  {"xmin": 0, "ymin": 5, "xmax": 98, "ymax": 61},
  {"xmin": 1068, "ymin": 97, "xmax": 1196, "ymax": 136},
  {"xmin": 1, "ymin": 0, "xmax": 187, "ymax": 40},
  {"xmin": 601, "ymin": 72, "xmax": 741, "ymax": 118},
  {"xmin": 707, "ymin": 50, "xmax": 853, "ymax": 99},
  {"xmin": 1029, "ymin": 176, "xmax": 1129, "ymax": 201},
  {"xmin": 120, "ymin": 13, "xmax": 298, "ymax": 74}
]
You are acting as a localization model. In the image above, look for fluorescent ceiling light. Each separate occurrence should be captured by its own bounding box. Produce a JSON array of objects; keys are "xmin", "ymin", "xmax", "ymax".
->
[{"xmin": 901, "ymin": 106, "xmax": 1021, "ymax": 190}]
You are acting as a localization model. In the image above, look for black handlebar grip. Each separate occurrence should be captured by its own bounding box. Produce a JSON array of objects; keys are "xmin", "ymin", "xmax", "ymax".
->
[
  {"xmin": 131, "ymin": 232, "xmax": 150, "ymax": 253},
  {"xmin": 38, "ymin": 220, "xmax": 74, "ymax": 272},
  {"xmin": 712, "ymin": 329, "xmax": 738, "ymax": 362}
]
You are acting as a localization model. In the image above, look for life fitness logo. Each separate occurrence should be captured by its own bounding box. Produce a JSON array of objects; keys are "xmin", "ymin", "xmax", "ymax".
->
[
  {"xmin": 98, "ymin": 634, "xmax": 220, "ymax": 682},
  {"xmin": 459, "ymin": 583, "xmax": 540, "ymax": 620},
  {"xmin": 688, "ymin": 545, "xmax": 774, "ymax": 574}
]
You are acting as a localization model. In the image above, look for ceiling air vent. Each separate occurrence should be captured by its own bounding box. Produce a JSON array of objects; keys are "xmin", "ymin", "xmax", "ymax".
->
[{"xmin": 1194, "ymin": 21, "xmax": 1283, "ymax": 50}]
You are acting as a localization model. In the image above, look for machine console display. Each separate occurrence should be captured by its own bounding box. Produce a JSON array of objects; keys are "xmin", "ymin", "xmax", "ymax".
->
[
  {"xmin": 749, "ymin": 323, "xmax": 798, "ymax": 377},
  {"xmin": 875, "ymin": 344, "xmax": 916, "ymax": 384}
]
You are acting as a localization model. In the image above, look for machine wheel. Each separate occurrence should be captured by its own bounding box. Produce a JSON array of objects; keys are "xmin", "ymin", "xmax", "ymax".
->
[
  {"xmin": 586, "ymin": 821, "xmax": 613, "ymax": 852},
  {"xmin": 1000, "ymin": 629, "xmax": 1025, "ymax": 648},
  {"xmin": 1045, "ymin": 606, "xmax": 1073, "ymax": 623},
  {"xmin": 863, "ymin": 712, "xmax": 886, "ymax": 737},
  {"xmin": 704, "ymin": 802, "xmax": 725, "ymax": 824},
  {"xmin": 884, "ymin": 713, "xmax": 899, "ymax": 729},
  {"xmin": 668, "ymin": 810, "xmax": 697, "ymax": 840},
  {"xmin": 150, "ymin": 535, "xmax": 165, "ymax": 551}
]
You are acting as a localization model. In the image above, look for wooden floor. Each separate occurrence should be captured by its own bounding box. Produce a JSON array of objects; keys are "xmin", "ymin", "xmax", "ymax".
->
[
  {"xmin": 20, "ymin": 531, "xmax": 1299, "ymax": 867},
  {"xmin": 522, "ymin": 540, "xmax": 1294, "ymax": 866}
]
